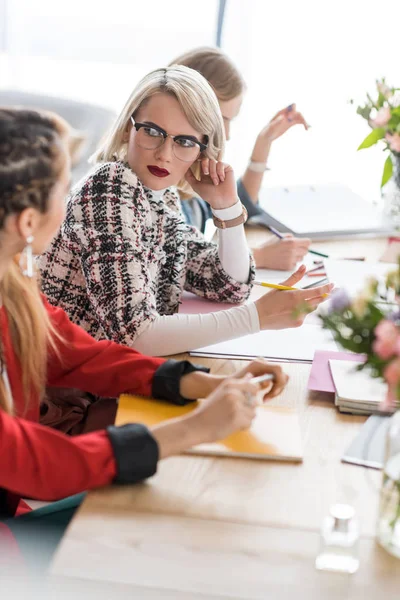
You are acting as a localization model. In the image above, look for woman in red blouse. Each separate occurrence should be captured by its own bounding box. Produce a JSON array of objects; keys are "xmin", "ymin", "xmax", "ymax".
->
[{"xmin": 0, "ymin": 108, "xmax": 288, "ymax": 567}]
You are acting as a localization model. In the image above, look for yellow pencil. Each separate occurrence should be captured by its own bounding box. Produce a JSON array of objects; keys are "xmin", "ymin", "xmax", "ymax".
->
[
  {"xmin": 254, "ymin": 280, "xmax": 297, "ymax": 291},
  {"xmin": 254, "ymin": 280, "xmax": 329, "ymax": 298}
]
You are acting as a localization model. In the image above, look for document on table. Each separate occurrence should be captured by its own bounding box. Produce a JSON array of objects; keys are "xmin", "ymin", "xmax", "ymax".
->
[
  {"xmin": 324, "ymin": 258, "xmax": 397, "ymax": 297},
  {"xmin": 190, "ymin": 322, "xmax": 337, "ymax": 362}
]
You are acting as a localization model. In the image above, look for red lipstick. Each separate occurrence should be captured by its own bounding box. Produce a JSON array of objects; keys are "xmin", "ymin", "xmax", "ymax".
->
[{"xmin": 147, "ymin": 165, "xmax": 170, "ymax": 178}]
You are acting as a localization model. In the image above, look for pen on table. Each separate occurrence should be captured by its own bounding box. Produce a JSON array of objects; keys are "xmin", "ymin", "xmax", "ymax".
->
[
  {"xmin": 254, "ymin": 280, "xmax": 329, "ymax": 298},
  {"xmin": 266, "ymin": 225, "xmax": 330, "ymax": 259}
]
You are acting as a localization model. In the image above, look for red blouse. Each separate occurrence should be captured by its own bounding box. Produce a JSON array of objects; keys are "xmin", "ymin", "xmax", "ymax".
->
[{"xmin": 0, "ymin": 297, "xmax": 165, "ymax": 516}]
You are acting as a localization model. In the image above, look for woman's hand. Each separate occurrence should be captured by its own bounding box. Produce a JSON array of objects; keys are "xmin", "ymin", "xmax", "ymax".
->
[
  {"xmin": 154, "ymin": 363, "xmax": 289, "ymax": 458},
  {"xmin": 252, "ymin": 235, "xmax": 311, "ymax": 270},
  {"xmin": 189, "ymin": 376, "xmax": 260, "ymax": 442},
  {"xmin": 255, "ymin": 265, "xmax": 334, "ymax": 330},
  {"xmin": 230, "ymin": 358, "xmax": 289, "ymax": 400},
  {"xmin": 185, "ymin": 159, "xmax": 239, "ymax": 210},
  {"xmin": 180, "ymin": 359, "xmax": 288, "ymax": 402},
  {"xmin": 249, "ymin": 104, "xmax": 309, "ymax": 167},
  {"xmin": 257, "ymin": 103, "xmax": 309, "ymax": 145}
]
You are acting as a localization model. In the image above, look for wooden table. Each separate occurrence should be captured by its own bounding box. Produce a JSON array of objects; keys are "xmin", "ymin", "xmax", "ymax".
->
[{"xmin": 50, "ymin": 232, "xmax": 399, "ymax": 598}]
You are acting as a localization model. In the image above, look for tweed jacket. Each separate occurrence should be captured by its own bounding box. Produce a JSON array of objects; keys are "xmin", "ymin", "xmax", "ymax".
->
[{"xmin": 39, "ymin": 161, "xmax": 254, "ymax": 346}]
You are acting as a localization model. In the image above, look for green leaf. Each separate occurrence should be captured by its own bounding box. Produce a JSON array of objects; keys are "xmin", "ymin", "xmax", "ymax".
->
[
  {"xmin": 381, "ymin": 155, "xmax": 393, "ymax": 187},
  {"xmin": 357, "ymin": 128, "xmax": 385, "ymax": 150},
  {"xmin": 377, "ymin": 92, "xmax": 386, "ymax": 108}
]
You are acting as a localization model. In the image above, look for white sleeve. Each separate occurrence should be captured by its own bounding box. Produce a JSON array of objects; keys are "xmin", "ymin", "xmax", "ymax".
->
[
  {"xmin": 212, "ymin": 201, "xmax": 250, "ymax": 283},
  {"xmin": 132, "ymin": 303, "xmax": 260, "ymax": 356}
]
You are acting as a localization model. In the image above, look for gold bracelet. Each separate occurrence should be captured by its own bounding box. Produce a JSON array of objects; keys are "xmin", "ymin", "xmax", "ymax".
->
[{"xmin": 212, "ymin": 204, "xmax": 248, "ymax": 229}]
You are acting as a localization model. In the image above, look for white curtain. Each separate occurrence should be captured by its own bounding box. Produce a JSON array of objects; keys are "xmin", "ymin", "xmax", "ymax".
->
[{"xmin": 221, "ymin": 0, "xmax": 400, "ymax": 202}]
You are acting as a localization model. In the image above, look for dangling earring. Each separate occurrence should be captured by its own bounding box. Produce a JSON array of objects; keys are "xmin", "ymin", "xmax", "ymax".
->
[{"xmin": 19, "ymin": 235, "xmax": 34, "ymax": 278}]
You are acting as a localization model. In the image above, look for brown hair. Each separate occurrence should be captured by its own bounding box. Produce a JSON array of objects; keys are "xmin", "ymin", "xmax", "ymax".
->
[
  {"xmin": 0, "ymin": 108, "xmax": 69, "ymax": 413},
  {"xmin": 169, "ymin": 46, "xmax": 246, "ymax": 102}
]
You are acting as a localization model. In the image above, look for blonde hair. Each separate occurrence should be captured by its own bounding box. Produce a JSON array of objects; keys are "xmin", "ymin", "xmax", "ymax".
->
[
  {"xmin": 0, "ymin": 108, "xmax": 69, "ymax": 414},
  {"xmin": 169, "ymin": 47, "xmax": 246, "ymax": 102},
  {"xmin": 93, "ymin": 65, "xmax": 225, "ymax": 195}
]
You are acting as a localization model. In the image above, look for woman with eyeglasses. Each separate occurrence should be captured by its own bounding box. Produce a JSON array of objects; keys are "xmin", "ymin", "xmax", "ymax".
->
[{"xmin": 39, "ymin": 66, "xmax": 332, "ymax": 356}]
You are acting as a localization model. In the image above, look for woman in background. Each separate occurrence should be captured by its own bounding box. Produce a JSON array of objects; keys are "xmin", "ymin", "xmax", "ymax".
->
[{"xmin": 170, "ymin": 46, "xmax": 311, "ymax": 271}]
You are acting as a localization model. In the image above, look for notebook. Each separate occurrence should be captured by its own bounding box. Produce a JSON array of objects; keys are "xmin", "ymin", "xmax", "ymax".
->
[
  {"xmin": 190, "ymin": 324, "xmax": 337, "ymax": 363},
  {"xmin": 342, "ymin": 415, "xmax": 390, "ymax": 469},
  {"xmin": 253, "ymin": 184, "xmax": 393, "ymax": 240},
  {"xmin": 308, "ymin": 350, "xmax": 366, "ymax": 393},
  {"xmin": 328, "ymin": 359, "xmax": 392, "ymax": 415},
  {"xmin": 117, "ymin": 394, "xmax": 303, "ymax": 462}
]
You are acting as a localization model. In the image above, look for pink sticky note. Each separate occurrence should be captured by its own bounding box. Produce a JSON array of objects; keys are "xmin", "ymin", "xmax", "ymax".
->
[{"xmin": 308, "ymin": 350, "xmax": 365, "ymax": 393}]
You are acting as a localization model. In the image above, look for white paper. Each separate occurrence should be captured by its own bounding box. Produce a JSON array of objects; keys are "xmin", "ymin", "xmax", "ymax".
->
[
  {"xmin": 191, "ymin": 324, "xmax": 337, "ymax": 362},
  {"xmin": 324, "ymin": 258, "xmax": 397, "ymax": 297}
]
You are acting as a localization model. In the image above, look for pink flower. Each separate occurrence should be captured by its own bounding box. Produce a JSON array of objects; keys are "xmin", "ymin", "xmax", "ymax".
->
[
  {"xmin": 373, "ymin": 320, "xmax": 399, "ymax": 359},
  {"xmin": 371, "ymin": 106, "xmax": 391, "ymax": 127},
  {"xmin": 386, "ymin": 133, "xmax": 400, "ymax": 153}
]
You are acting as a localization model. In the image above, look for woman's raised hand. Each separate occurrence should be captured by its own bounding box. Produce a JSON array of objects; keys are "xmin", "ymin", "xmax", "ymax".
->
[
  {"xmin": 258, "ymin": 103, "xmax": 309, "ymax": 143},
  {"xmin": 185, "ymin": 159, "xmax": 239, "ymax": 210}
]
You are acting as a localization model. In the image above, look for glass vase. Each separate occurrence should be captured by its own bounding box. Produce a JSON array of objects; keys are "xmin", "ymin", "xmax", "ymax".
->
[{"xmin": 377, "ymin": 410, "xmax": 400, "ymax": 558}]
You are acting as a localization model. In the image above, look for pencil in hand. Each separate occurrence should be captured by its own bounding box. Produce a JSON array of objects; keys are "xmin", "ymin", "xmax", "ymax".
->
[{"xmin": 253, "ymin": 279, "xmax": 330, "ymax": 298}]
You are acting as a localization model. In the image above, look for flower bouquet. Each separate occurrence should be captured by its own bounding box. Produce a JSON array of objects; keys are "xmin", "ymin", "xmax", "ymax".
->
[
  {"xmin": 354, "ymin": 79, "xmax": 400, "ymax": 188},
  {"xmin": 319, "ymin": 263, "xmax": 400, "ymax": 557}
]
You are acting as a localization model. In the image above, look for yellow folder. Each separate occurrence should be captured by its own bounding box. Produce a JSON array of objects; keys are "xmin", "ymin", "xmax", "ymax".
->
[{"xmin": 117, "ymin": 395, "xmax": 303, "ymax": 462}]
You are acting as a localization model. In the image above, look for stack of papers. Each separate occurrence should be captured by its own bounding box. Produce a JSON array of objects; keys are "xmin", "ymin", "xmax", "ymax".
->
[{"xmin": 328, "ymin": 359, "xmax": 392, "ymax": 415}]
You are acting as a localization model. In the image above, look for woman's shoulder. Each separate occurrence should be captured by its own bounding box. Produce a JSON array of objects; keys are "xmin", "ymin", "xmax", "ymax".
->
[{"xmin": 70, "ymin": 161, "xmax": 144, "ymax": 201}]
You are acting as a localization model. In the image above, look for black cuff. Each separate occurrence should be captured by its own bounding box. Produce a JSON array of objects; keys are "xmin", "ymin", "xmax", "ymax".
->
[
  {"xmin": 107, "ymin": 424, "xmax": 159, "ymax": 485},
  {"xmin": 152, "ymin": 359, "xmax": 210, "ymax": 406}
]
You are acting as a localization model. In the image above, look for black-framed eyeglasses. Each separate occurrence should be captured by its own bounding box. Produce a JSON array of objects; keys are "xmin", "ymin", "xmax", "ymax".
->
[{"xmin": 130, "ymin": 117, "xmax": 208, "ymax": 162}]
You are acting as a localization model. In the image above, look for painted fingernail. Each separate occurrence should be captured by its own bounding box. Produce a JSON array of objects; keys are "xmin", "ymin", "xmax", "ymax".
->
[
  {"xmin": 287, "ymin": 104, "xmax": 294, "ymax": 111},
  {"xmin": 204, "ymin": 169, "xmax": 209, "ymax": 175}
]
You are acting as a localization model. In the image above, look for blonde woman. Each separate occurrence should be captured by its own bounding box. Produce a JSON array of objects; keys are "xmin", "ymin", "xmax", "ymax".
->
[
  {"xmin": 170, "ymin": 47, "xmax": 312, "ymax": 271},
  {"xmin": 39, "ymin": 66, "xmax": 331, "ymax": 356},
  {"xmin": 0, "ymin": 107, "xmax": 289, "ymax": 566}
]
